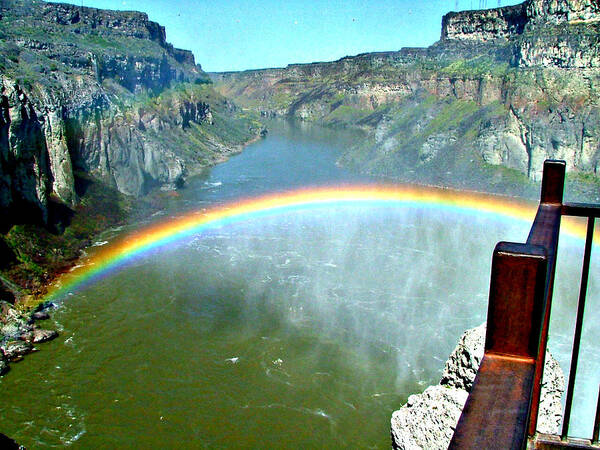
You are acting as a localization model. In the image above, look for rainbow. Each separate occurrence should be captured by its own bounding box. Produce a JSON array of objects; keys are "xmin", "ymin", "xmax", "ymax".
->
[{"xmin": 45, "ymin": 184, "xmax": 592, "ymax": 302}]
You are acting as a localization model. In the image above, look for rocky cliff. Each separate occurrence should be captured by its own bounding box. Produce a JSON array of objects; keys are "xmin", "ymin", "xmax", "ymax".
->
[
  {"xmin": 444, "ymin": 0, "xmax": 600, "ymax": 68},
  {"xmin": 441, "ymin": 3, "xmax": 528, "ymax": 42},
  {"xmin": 212, "ymin": 0, "xmax": 599, "ymax": 199},
  {"xmin": 0, "ymin": 0, "xmax": 260, "ymax": 228}
]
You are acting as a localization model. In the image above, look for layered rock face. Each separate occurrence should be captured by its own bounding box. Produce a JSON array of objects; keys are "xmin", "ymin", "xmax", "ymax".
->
[
  {"xmin": 213, "ymin": 0, "xmax": 599, "ymax": 193},
  {"xmin": 0, "ymin": 0, "xmax": 256, "ymax": 226},
  {"xmin": 39, "ymin": 2, "xmax": 168, "ymax": 42},
  {"xmin": 441, "ymin": 3, "xmax": 528, "ymax": 41},
  {"xmin": 0, "ymin": 81, "xmax": 52, "ymax": 224},
  {"xmin": 390, "ymin": 324, "xmax": 565, "ymax": 449},
  {"xmin": 442, "ymin": 0, "xmax": 600, "ymax": 43},
  {"xmin": 526, "ymin": 0, "xmax": 600, "ymax": 25},
  {"xmin": 443, "ymin": 0, "xmax": 600, "ymax": 69}
]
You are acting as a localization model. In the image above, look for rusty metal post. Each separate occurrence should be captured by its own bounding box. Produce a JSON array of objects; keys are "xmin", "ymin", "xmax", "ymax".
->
[
  {"xmin": 485, "ymin": 242, "xmax": 548, "ymax": 358},
  {"xmin": 540, "ymin": 160, "xmax": 566, "ymax": 206},
  {"xmin": 450, "ymin": 242, "xmax": 548, "ymax": 449},
  {"xmin": 561, "ymin": 216, "xmax": 595, "ymax": 438},
  {"xmin": 528, "ymin": 160, "xmax": 565, "ymax": 436}
]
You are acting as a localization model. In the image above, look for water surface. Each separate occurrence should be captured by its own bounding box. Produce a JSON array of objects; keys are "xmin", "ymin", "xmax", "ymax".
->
[{"xmin": 0, "ymin": 120, "xmax": 598, "ymax": 447}]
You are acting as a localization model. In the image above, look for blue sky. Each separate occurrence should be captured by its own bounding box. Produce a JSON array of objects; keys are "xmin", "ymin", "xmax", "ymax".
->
[{"xmin": 46, "ymin": 0, "xmax": 524, "ymax": 72}]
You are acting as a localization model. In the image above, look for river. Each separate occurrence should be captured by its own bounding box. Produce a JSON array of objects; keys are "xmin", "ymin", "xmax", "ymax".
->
[{"xmin": 0, "ymin": 120, "xmax": 598, "ymax": 448}]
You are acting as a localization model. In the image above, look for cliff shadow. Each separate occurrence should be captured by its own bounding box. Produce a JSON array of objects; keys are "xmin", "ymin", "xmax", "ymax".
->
[{"xmin": 47, "ymin": 196, "xmax": 75, "ymax": 234}]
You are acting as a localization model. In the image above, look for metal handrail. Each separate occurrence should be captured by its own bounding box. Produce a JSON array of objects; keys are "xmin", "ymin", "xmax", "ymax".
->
[
  {"xmin": 559, "ymin": 207, "xmax": 597, "ymax": 441},
  {"xmin": 449, "ymin": 160, "xmax": 600, "ymax": 448}
]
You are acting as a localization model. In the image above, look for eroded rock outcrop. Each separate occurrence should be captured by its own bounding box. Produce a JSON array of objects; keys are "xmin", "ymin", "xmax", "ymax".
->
[
  {"xmin": 390, "ymin": 324, "xmax": 565, "ymax": 449},
  {"xmin": 0, "ymin": 0, "xmax": 258, "ymax": 226},
  {"xmin": 0, "ymin": 73, "xmax": 192, "ymax": 221},
  {"xmin": 0, "ymin": 80, "xmax": 51, "ymax": 224},
  {"xmin": 441, "ymin": 3, "xmax": 528, "ymax": 41},
  {"xmin": 526, "ymin": 0, "xmax": 600, "ymax": 26},
  {"xmin": 0, "ymin": 300, "xmax": 58, "ymax": 373},
  {"xmin": 442, "ymin": 0, "xmax": 600, "ymax": 43},
  {"xmin": 443, "ymin": 0, "xmax": 600, "ymax": 69},
  {"xmin": 391, "ymin": 385, "xmax": 468, "ymax": 450}
]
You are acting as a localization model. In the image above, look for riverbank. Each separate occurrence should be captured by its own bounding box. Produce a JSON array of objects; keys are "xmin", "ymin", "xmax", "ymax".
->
[
  {"xmin": 0, "ymin": 301, "xmax": 59, "ymax": 376},
  {"xmin": 0, "ymin": 178, "xmax": 140, "ymax": 375},
  {"xmin": 0, "ymin": 131, "xmax": 266, "ymax": 376},
  {"xmin": 0, "ymin": 175, "xmax": 131, "ymax": 375}
]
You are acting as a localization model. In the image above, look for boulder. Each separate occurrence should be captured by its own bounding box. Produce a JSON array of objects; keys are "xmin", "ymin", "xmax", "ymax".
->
[
  {"xmin": 0, "ymin": 319, "xmax": 32, "ymax": 341},
  {"xmin": 31, "ymin": 328, "xmax": 58, "ymax": 344},
  {"xmin": 34, "ymin": 301, "xmax": 57, "ymax": 313},
  {"xmin": 1, "ymin": 340, "xmax": 34, "ymax": 361},
  {"xmin": 0, "ymin": 355, "xmax": 9, "ymax": 375},
  {"xmin": 0, "ymin": 301, "xmax": 20, "ymax": 323},
  {"xmin": 391, "ymin": 385, "xmax": 468, "ymax": 450},
  {"xmin": 440, "ymin": 323, "xmax": 485, "ymax": 391},
  {"xmin": 31, "ymin": 311, "xmax": 50, "ymax": 321},
  {"xmin": 439, "ymin": 323, "xmax": 564, "ymax": 435},
  {"xmin": 537, "ymin": 352, "xmax": 565, "ymax": 435}
]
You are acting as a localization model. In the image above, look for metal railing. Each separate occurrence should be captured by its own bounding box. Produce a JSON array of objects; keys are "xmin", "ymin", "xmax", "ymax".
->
[
  {"xmin": 559, "ymin": 201, "xmax": 599, "ymax": 443},
  {"xmin": 448, "ymin": 160, "xmax": 600, "ymax": 449}
]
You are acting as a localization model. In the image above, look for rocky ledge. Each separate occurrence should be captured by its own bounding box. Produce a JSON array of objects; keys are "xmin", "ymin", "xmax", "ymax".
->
[
  {"xmin": 391, "ymin": 324, "xmax": 564, "ymax": 449},
  {"xmin": 0, "ymin": 300, "xmax": 58, "ymax": 376}
]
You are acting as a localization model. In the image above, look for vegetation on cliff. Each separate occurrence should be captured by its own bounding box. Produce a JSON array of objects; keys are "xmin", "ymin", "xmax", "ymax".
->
[{"xmin": 0, "ymin": 0, "xmax": 262, "ymax": 305}]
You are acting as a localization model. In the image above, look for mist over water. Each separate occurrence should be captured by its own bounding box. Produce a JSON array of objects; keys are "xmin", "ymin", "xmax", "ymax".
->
[{"xmin": 0, "ymin": 120, "xmax": 597, "ymax": 447}]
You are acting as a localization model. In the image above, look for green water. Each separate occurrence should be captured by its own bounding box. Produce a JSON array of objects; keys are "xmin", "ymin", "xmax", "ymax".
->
[{"xmin": 1, "ymin": 121, "xmax": 598, "ymax": 447}]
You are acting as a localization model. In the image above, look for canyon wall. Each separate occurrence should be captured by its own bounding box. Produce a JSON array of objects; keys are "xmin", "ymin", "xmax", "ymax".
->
[
  {"xmin": 0, "ymin": 0, "xmax": 258, "ymax": 227},
  {"xmin": 212, "ymin": 0, "xmax": 600, "ymax": 195}
]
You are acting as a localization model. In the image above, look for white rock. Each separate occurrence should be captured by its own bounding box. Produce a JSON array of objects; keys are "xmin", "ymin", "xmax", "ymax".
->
[{"xmin": 391, "ymin": 385, "xmax": 468, "ymax": 450}]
